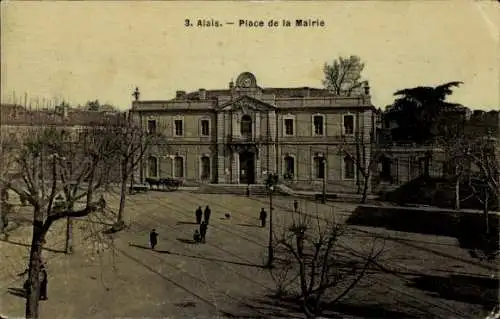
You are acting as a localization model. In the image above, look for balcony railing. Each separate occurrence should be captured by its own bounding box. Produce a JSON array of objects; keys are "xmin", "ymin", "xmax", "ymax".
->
[{"xmin": 225, "ymin": 134, "xmax": 271, "ymax": 144}]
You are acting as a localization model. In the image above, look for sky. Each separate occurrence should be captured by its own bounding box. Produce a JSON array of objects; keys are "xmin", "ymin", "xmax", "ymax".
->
[{"xmin": 1, "ymin": 1, "xmax": 499, "ymax": 111}]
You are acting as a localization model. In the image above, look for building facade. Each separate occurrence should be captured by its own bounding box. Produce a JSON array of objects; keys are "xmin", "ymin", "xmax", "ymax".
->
[{"xmin": 131, "ymin": 72, "xmax": 379, "ymax": 193}]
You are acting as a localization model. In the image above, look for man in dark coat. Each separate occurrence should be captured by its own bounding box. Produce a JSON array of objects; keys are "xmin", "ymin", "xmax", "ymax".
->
[
  {"xmin": 199, "ymin": 221, "xmax": 208, "ymax": 243},
  {"xmin": 195, "ymin": 206, "xmax": 203, "ymax": 224},
  {"xmin": 293, "ymin": 200, "xmax": 298, "ymax": 213},
  {"xmin": 204, "ymin": 206, "xmax": 211, "ymax": 224},
  {"xmin": 259, "ymin": 208, "xmax": 267, "ymax": 227},
  {"xmin": 149, "ymin": 229, "xmax": 158, "ymax": 250},
  {"xmin": 39, "ymin": 264, "xmax": 48, "ymax": 300}
]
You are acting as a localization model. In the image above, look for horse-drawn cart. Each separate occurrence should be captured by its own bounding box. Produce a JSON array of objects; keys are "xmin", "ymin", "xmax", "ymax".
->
[{"xmin": 145, "ymin": 178, "xmax": 182, "ymax": 191}]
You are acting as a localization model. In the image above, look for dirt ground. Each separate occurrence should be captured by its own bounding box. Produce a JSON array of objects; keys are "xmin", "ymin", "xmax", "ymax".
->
[{"xmin": 0, "ymin": 190, "xmax": 498, "ymax": 319}]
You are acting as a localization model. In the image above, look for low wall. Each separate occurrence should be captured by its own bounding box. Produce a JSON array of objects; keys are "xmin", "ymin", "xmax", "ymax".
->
[{"xmin": 347, "ymin": 205, "xmax": 500, "ymax": 251}]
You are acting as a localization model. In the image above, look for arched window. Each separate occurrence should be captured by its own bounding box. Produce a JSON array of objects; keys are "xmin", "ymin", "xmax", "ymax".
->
[
  {"xmin": 240, "ymin": 115, "xmax": 252, "ymax": 138},
  {"xmin": 284, "ymin": 156, "xmax": 295, "ymax": 179},
  {"xmin": 201, "ymin": 156, "xmax": 210, "ymax": 180},
  {"xmin": 148, "ymin": 156, "xmax": 158, "ymax": 178},
  {"xmin": 174, "ymin": 156, "xmax": 184, "ymax": 178},
  {"xmin": 343, "ymin": 156, "xmax": 355, "ymax": 180}
]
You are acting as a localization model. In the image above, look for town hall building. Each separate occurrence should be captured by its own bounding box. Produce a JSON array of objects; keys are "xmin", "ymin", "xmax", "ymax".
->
[{"xmin": 130, "ymin": 72, "xmax": 378, "ymax": 193}]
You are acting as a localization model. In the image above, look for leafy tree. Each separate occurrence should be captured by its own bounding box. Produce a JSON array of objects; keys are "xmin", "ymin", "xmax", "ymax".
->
[
  {"xmin": 0, "ymin": 126, "xmax": 115, "ymax": 318},
  {"xmin": 385, "ymin": 81, "xmax": 465, "ymax": 143},
  {"xmin": 322, "ymin": 55, "xmax": 365, "ymax": 96}
]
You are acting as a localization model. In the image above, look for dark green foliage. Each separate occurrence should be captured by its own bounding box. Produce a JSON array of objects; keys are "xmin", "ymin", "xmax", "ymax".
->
[{"xmin": 385, "ymin": 81, "xmax": 466, "ymax": 143}]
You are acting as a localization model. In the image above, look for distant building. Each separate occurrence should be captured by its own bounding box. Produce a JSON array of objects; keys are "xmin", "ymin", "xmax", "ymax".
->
[{"xmin": 130, "ymin": 72, "xmax": 378, "ymax": 193}]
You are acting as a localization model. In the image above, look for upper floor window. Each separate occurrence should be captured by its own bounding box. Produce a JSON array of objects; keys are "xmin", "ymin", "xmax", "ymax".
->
[
  {"xmin": 313, "ymin": 115, "xmax": 324, "ymax": 136},
  {"xmin": 241, "ymin": 115, "xmax": 252, "ymax": 138},
  {"xmin": 284, "ymin": 118, "xmax": 294, "ymax": 136},
  {"xmin": 201, "ymin": 119, "xmax": 210, "ymax": 136},
  {"xmin": 343, "ymin": 115, "xmax": 354, "ymax": 135},
  {"xmin": 174, "ymin": 119, "xmax": 183, "ymax": 136},
  {"xmin": 147, "ymin": 120, "xmax": 157, "ymax": 134}
]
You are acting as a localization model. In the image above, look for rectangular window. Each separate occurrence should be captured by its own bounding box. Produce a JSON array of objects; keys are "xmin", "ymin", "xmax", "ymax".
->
[
  {"xmin": 201, "ymin": 120, "xmax": 210, "ymax": 136},
  {"xmin": 174, "ymin": 120, "xmax": 183, "ymax": 136},
  {"xmin": 284, "ymin": 156, "xmax": 295, "ymax": 179},
  {"xmin": 314, "ymin": 157, "xmax": 325, "ymax": 179},
  {"xmin": 313, "ymin": 116, "xmax": 324, "ymax": 135},
  {"xmin": 343, "ymin": 156, "xmax": 355, "ymax": 180},
  {"xmin": 174, "ymin": 156, "xmax": 184, "ymax": 178},
  {"xmin": 343, "ymin": 115, "xmax": 354, "ymax": 135},
  {"xmin": 284, "ymin": 118, "xmax": 294, "ymax": 136},
  {"xmin": 147, "ymin": 120, "xmax": 157, "ymax": 134}
]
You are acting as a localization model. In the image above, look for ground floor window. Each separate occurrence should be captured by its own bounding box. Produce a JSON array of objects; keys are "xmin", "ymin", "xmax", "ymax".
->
[
  {"xmin": 174, "ymin": 156, "xmax": 184, "ymax": 178},
  {"xmin": 148, "ymin": 156, "xmax": 158, "ymax": 178},
  {"xmin": 313, "ymin": 156, "xmax": 325, "ymax": 179},
  {"xmin": 201, "ymin": 156, "xmax": 210, "ymax": 180},
  {"xmin": 284, "ymin": 156, "xmax": 295, "ymax": 179},
  {"xmin": 343, "ymin": 156, "xmax": 355, "ymax": 180}
]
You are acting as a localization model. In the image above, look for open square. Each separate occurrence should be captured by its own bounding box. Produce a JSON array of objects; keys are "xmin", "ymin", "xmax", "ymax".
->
[{"xmin": 1, "ymin": 190, "xmax": 498, "ymax": 319}]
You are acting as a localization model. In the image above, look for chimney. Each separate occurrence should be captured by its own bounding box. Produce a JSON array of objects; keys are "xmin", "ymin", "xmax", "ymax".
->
[
  {"xmin": 199, "ymin": 88, "xmax": 206, "ymax": 100},
  {"xmin": 176, "ymin": 91, "xmax": 186, "ymax": 99},
  {"xmin": 363, "ymin": 81, "xmax": 370, "ymax": 96}
]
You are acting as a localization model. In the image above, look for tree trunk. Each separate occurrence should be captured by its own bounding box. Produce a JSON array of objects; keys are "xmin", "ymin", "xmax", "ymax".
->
[
  {"xmin": 117, "ymin": 173, "xmax": 128, "ymax": 224},
  {"xmin": 360, "ymin": 175, "xmax": 370, "ymax": 204},
  {"xmin": 65, "ymin": 216, "xmax": 73, "ymax": 254},
  {"xmin": 484, "ymin": 192, "xmax": 489, "ymax": 235},
  {"xmin": 25, "ymin": 210, "xmax": 45, "ymax": 319},
  {"xmin": 454, "ymin": 178, "xmax": 460, "ymax": 210}
]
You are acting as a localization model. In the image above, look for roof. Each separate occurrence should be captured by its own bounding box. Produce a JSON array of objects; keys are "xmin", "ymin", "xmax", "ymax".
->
[
  {"xmin": 1, "ymin": 104, "xmax": 126, "ymax": 126},
  {"xmin": 179, "ymin": 87, "xmax": 337, "ymax": 101}
]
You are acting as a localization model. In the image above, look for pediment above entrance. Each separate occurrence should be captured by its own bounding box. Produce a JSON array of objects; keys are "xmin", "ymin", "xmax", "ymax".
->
[{"xmin": 217, "ymin": 95, "xmax": 276, "ymax": 113}]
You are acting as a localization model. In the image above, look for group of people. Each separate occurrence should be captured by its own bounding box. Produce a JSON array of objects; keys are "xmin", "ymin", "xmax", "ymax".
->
[{"xmin": 193, "ymin": 206, "xmax": 211, "ymax": 243}]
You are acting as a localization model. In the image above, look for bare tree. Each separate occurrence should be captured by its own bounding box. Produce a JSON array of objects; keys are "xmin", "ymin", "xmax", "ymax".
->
[
  {"xmin": 466, "ymin": 136, "xmax": 499, "ymax": 235},
  {"xmin": 271, "ymin": 207, "xmax": 384, "ymax": 319},
  {"xmin": 322, "ymin": 55, "xmax": 365, "ymax": 96},
  {"xmin": 338, "ymin": 139, "xmax": 382, "ymax": 203},
  {"xmin": 110, "ymin": 114, "xmax": 157, "ymax": 227},
  {"xmin": 0, "ymin": 126, "xmax": 115, "ymax": 319}
]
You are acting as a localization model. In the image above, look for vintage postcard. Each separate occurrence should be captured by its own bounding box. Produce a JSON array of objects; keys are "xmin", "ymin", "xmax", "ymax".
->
[{"xmin": 1, "ymin": 1, "xmax": 499, "ymax": 319}]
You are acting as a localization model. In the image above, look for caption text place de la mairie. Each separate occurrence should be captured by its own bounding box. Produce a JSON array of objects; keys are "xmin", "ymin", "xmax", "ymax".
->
[{"xmin": 184, "ymin": 19, "xmax": 326, "ymax": 28}]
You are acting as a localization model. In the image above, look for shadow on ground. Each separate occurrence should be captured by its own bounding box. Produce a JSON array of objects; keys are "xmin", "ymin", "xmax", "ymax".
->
[
  {"xmin": 128, "ymin": 242, "xmax": 263, "ymax": 268},
  {"xmin": 239, "ymin": 294, "xmax": 422, "ymax": 318},
  {"xmin": 7, "ymin": 287, "xmax": 26, "ymax": 299},
  {"xmin": 176, "ymin": 221, "xmax": 199, "ymax": 225},
  {"xmin": 237, "ymin": 223, "xmax": 260, "ymax": 228},
  {"xmin": 408, "ymin": 273, "xmax": 499, "ymax": 308},
  {"xmin": 1, "ymin": 239, "xmax": 65, "ymax": 254}
]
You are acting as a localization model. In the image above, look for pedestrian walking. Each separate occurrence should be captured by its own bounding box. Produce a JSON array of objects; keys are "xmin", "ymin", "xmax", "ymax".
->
[
  {"xmin": 204, "ymin": 205, "xmax": 211, "ymax": 224},
  {"xmin": 195, "ymin": 206, "xmax": 203, "ymax": 224},
  {"xmin": 199, "ymin": 221, "xmax": 208, "ymax": 243},
  {"xmin": 39, "ymin": 264, "xmax": 48, "ymax": 300},
  {"xmin": 293, "ymin": 200, "xmax": 298, "ymax": 213},
  {"xmin": 98, "ymin": 195, "xmax": 106, "ymax": 212},
  {"xmin": 259, "ymin": 208, "xmax": 267, "ymax": 227},
  {"xmin": 149, "ymin": 229, "xmax": 158, "ymax": 250}
]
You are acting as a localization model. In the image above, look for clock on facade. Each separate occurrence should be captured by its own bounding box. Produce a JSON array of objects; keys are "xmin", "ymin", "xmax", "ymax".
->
[{"xmin": 236, "ymin": 72, "xmax": 256, "ymax": 88}]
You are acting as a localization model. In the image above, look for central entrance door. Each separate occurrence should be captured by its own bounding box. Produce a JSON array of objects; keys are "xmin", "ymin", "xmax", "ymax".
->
[{"xmin": 239, "ymin": 151, "xmax": 255, "ymax": 184}]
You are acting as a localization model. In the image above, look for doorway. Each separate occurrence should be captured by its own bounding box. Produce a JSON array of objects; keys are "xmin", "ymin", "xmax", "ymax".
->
[{"xmin": 239, "ymin": 151, "xmax": 255, "ymax": 184}]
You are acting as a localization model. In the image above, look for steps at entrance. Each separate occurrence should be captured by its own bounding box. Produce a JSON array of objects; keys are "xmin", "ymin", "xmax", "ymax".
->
[{"xmin": 197, "ymin": 184, "xmax": 271, "ymax": 196}]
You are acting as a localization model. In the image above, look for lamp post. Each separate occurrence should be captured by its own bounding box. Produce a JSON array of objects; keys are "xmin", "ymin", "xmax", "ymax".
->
[{"xmin": 265, "ymin": 172, "xmax": 279, "ymax": 268}]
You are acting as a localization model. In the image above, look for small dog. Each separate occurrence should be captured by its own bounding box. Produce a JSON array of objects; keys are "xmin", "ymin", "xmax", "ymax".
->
[{"xmin": 225, "ymin": 213, "xmax": 231, "ymax": 219}]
